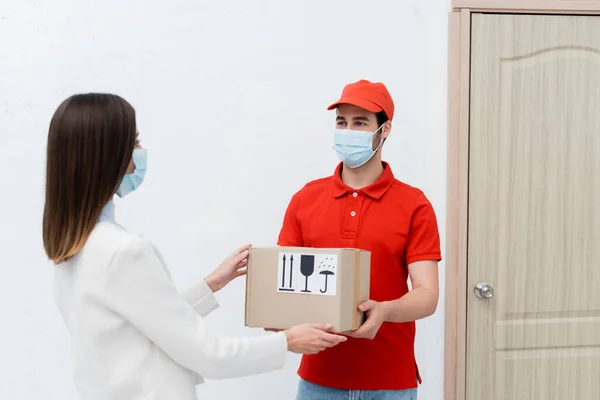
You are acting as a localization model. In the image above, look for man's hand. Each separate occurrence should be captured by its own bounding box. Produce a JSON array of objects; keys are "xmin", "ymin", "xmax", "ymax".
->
[{"xmin": 345, "ymin": 300, "xmax": 389, "ymax": 340}]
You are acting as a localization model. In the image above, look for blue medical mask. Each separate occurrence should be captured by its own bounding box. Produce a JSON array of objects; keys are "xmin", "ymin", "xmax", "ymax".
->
[
  {"xmin": 116, "ymin": 148, "xmax": 147, "ymax": 197},
  {"xmin": 332, "ymin": 125, "xmax": 384, "ymax": 169}
]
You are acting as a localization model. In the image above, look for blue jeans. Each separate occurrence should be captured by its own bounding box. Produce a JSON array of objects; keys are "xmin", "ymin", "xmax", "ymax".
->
[{"xmin": 296, "ymin": 379, "xmax": 418, "ymax": 400}]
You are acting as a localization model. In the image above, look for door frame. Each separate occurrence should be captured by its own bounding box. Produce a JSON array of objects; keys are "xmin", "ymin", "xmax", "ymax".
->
[{"xmin": 444, "ymin": 2, "xmax": 600, "ymax": 400}]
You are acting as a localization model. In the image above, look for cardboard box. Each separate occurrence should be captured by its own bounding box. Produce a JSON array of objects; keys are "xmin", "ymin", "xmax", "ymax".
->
[{"xmin": 244, "ymin": 246, "xmax": 370, "ymax": 333}]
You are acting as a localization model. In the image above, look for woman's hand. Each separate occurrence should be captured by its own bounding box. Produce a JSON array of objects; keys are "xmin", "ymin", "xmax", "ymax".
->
[
  {"xmin": 283, "ymin": 323, "xmax": 347, "ymax": 354},
  {"xmin": 204, "ymin": 244, "xmax": 251, "ymax": 293}
]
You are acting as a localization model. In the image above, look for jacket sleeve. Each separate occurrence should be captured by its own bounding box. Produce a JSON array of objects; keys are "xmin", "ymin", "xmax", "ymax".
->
[
  {"xmin": 102, "ymin": 238, "xmax": 288, "ymax": 380},
  {"xmin": 181, "ymin": 279, "xmax": 220, "ymax": 317},
  {"xmin": 149, "ymin": 243, "xmax": 220, "ymax": 317}
]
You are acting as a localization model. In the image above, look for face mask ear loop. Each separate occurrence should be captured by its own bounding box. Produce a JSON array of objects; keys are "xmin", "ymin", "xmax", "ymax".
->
[{"xmin": 372, "ymin": 123, "xmax": 385, "ymax": 153}]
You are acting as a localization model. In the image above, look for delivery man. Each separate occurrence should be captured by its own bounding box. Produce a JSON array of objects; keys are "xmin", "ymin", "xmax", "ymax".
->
[{"xmin": 277, "ymin": 79, "xmax": 442, "ymax": 399}]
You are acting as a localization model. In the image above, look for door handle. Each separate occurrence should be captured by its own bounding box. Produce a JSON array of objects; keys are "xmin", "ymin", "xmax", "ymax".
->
[{"xmin": 474, "ymin": 282, "xmax": 494, "ymax": 300}]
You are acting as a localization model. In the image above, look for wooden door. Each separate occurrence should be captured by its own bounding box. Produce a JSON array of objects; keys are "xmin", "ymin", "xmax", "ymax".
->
[{"xmin": 467, "ymin": 13, "xmax": 600, "ymax": 400}]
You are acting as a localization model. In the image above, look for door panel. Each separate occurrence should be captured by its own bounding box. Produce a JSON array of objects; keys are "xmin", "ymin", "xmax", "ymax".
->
[{"xmin": 468, "ymin": 13, "xmax": 600, "ymax": 400}]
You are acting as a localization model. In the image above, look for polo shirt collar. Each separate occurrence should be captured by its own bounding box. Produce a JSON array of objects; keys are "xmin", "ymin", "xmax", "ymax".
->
[{"xmin": 332, "ymin": 161, "xmax": 395, "ymax": 200}]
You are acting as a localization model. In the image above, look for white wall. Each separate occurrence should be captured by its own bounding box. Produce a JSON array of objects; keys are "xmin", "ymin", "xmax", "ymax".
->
[{"xmin": 0, "ymin": 0, "xmax": 449, "ymax": 398}]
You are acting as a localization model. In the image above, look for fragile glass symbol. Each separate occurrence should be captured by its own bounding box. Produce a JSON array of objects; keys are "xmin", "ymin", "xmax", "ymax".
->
[{"xmin": 300, "ymin": 255, "xmax": 315, "ymax": 292}]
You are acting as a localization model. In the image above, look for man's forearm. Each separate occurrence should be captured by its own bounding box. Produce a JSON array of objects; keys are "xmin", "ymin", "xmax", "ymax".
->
[{"xmin": 381, "ymin": 287, "xmax": 438, "ymax": 323}]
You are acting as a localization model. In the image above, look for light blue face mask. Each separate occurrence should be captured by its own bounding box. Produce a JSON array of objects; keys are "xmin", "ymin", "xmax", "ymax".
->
[
  {"xmin": 116, "ymin": 148, "xmax": 147, "ymax": 197},
  {"xmin": 332, "ymin": 125, "xmax": 383, "ymax": 169}
]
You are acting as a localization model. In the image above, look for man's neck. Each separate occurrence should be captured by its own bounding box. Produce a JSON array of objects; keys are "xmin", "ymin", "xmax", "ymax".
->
[{"xmin": 340, "ymin": 157, "xmax": 384, "ymax": 190}]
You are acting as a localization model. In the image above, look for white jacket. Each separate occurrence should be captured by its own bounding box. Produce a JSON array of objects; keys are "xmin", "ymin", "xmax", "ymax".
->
[{"xmin": 53, "ymin": 201, "xmax": 288, "ymax": 400}]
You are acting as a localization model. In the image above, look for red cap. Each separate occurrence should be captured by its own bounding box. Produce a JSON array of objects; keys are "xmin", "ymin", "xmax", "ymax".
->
[{"xmin": 327, "ymin": 79, "xmax": 395, "ymax": 121}]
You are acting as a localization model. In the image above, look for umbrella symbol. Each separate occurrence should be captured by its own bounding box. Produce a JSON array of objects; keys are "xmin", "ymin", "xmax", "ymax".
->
[{"xmin": 320, "ymin": 270, "xmax": 334, "ymax": 293}]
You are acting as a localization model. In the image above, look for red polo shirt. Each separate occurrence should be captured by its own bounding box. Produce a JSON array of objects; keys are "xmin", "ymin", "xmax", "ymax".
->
[{"xmin": 277, "ymin": 161, "xmax": 441, "ymax": 390}]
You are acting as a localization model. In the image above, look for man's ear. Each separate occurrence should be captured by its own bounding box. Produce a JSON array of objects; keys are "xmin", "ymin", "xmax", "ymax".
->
[{"xmin": 381, "ymin": 121, "xmax": 392, "ymax": 140}]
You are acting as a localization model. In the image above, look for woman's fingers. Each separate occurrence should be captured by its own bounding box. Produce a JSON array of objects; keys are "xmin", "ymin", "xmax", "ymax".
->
[
  {"xmin": 224, "ymin": 244, "xmax": 252, "ymax": 271},
  {"xmin": 321, "ymin": 332, "xmax": 346, "ymax": 346},
  {"xmin": 231, "ymin": 244, "xmax": 252, "ymax": 257},
  {"xmin": 317, "ymin": 341, "xmax": 330, "ymax": 352},
  {"xmin": 236, "ymin": 267, "xmax": 247, "ymax": 277},
  {"xmin": 231, "ymin": 249, "xmax": 250, "ymax": 265},
  {"xmin": 296, "ymin": 327, "xmax": 346, "ymax": 355},
  {"xmin": 309, "ymin": 323, "xmax": 333, "ymax": 332}
]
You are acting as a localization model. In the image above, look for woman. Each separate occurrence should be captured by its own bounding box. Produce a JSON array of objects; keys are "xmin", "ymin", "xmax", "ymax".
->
[{"xmin": 43, "ymin": 93, "xmax": 346, "ymax": 400}]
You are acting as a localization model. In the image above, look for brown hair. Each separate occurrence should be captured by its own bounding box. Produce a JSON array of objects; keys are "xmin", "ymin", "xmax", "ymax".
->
[{"xmin": 43, "ymin": 93, "xmax": 137, "ymax": 264}]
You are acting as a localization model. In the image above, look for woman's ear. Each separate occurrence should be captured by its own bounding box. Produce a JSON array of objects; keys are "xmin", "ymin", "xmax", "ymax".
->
[{"xmin": 125, "ymin": 157, "xmax": 135, "ymax": 175}]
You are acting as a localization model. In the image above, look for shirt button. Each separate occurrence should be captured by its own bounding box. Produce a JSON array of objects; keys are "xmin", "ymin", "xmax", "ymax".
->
[
  {"xmin": 352, "ymin": 192, "xmax": 358, "ymax": 197},
  {"xmin": 350, "ymin": 211, "xmax": 356, "ymax": 217}
]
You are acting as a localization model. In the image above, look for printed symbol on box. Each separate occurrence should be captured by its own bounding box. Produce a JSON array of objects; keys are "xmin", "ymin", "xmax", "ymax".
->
[
  {"xmin": 318, "ymin": 257, "xmax": 336, "ymax": 293},
  {"xmin": 277, "ymin": 252, "xmax": 337, "ymax": 296},
  {"xmin": 279, "ymin": 254, "xmax": 295, "ymax": 292},
  {"xmin": 300, "ymin": 255, "xmax": 315, "ymax": 293}
]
